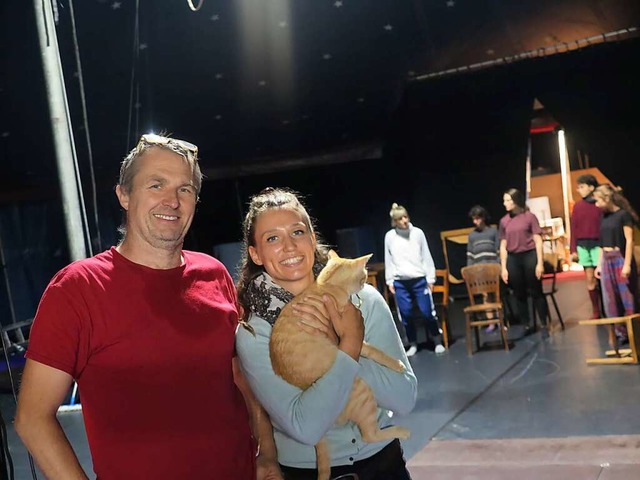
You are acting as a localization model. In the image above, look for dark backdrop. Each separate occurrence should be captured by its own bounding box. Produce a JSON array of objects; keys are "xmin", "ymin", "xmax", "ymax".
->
[{"xmin": 1, "ymin": 38, "xmax": 639, "ymax": 327}]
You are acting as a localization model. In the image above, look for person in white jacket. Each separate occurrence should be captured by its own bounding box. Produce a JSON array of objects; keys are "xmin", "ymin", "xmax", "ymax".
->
[{"xmin": 384, "ymin": 203, "xmax": 444, "ymax": 356}]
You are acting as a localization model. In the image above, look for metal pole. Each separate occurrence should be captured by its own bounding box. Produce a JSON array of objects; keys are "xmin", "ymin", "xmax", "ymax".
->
[{"xmin": 34, "ymin": 0, "xmax": 88, "ymax": 261}]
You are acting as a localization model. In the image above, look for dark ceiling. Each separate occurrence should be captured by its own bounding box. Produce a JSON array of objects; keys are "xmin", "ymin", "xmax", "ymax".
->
[{"xmin": 2, "ymin": 0, "xmax": 640, "ymax": 191}]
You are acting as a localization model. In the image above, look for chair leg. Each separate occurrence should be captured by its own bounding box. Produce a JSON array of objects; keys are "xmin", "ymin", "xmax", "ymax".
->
[
  {"xmin": 499, "ymin": 315, "xmax": 509, "ymax": 352},
  {"xmin": 551, "ymin": 294, "xmax": 564, "ymax": 330},
  {"xmin": 465, "ymin": 314, "xmax": 473, "ymax": 355},
  {"xmin": 474, "ymin": 323, "xmax": 481, "ymax": 352},
  {"xmin": 441, "ymin": 307, "xmax": 449, "ymax": 349}
]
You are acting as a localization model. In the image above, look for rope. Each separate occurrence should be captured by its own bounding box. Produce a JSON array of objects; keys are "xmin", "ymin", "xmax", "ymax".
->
[{"xmin": 68, "ymin": 0, "xmax": 101, "ymax": 253}]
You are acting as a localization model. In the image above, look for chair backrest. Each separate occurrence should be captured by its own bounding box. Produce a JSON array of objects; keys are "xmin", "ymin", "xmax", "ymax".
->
[
  {"xmin": 460, "ymin": 263, "xmax": 502, "ymax": 305},
  {"xmin": 431, "ymin": 268, "xmax": 449, "ymax": 307}
]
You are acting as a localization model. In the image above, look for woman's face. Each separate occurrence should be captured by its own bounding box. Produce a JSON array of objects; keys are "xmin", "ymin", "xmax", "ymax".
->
[
  {"xmin": 594, "ymin": 192, "xmax": 609, "ymax": 210},
  {"xmin": 248, "ymin": 208, "xmax": 317, "ymax": 295},
  {"xmin": 503, "ymin": 194, "xmax": 515, "ymax": 212},
  {"xmin": 472, "ymin": 216, "xmax": 485, "ymax": 229}
]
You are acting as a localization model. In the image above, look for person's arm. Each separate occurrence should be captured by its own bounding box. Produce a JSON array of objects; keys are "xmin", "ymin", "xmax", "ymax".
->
[
  {"xmin": 621, "ymin": 225, "xmax": 634, "ymax": 278},
  {"xmin": 384, "ymin": 232, "xmax": 396, "ymax": 295},
  {"xmin": 233, "ymin": 357, "xmax": 283, "ymax": 480},
  {"xmin": 236, "ymin": 319, "xmax": 360, "ymax": 446},
  {"xmin": 15, "ymin": 360, "xmax": 89, "ymax": 480},
  {"xmin": 356, "ymin": 285, "xmax": 417, "ymax": 414},
  {"xmin": 466, "ymin": 231, "xmax": 476, "ymax": 266},
  {"xmin": 533, "ymin": 234, "xmax": 544, "ymax": 279},
  {"xmin": 570, "ymin": 205, "xmax": 579, "ymax": 254},
  {"xmin": 500, "ymin": 238, "xmax": 509, "ymax": 283},
  {"xmin": 418, "ymin": 230, "xmax": 436, "ymax": 286}
]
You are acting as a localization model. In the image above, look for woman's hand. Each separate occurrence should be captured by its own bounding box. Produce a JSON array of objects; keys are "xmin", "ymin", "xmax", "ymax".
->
[
  {"xmin": 293, "ymin": 295, "xmax": 339, "ymax": 345},
  {"xmin": 621, "ymin": 264, "xmax": 631, "ymax": 278},
  {"xmin": 323, "ymin": 295, "xmax": 364, "ymax": 361},
  {"xmin": 501, "ymin": 268, "xmax": 509, "ymax": 284},
  {"xmin": 535, "ymin": 263, "xmax": 544, "ymax": 280},
  {"xmin": 256, "ymin": 454, "xmax": 283, "ymax": 480}
]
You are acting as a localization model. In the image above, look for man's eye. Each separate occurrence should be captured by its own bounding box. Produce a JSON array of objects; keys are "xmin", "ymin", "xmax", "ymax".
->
[
  {"xmin": 150, "ymin": 184, "xmax": 161, "ymax": 189},
  {"xmin": 292, "ymin": 229, "xmax": 305, "ymax": 236},
  {"xmin": 180, "ymin": 186, "xmax": 194, "ymax": 194},
  {"xmin": 266, "ymin": 236, "xmax": 278, "ymax": 243}
]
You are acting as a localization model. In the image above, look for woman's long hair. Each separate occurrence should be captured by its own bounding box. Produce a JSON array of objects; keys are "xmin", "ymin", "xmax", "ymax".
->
[
  {"xmin": 236, "ymin": 188, "xmax": 329, "ymax": 327},
  {"xmin": 595, "ymin": 184, "xmax": 639, "ymax": 224}
]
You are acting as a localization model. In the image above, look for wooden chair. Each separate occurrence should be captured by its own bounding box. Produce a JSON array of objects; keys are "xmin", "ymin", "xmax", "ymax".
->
[
  {"xmin": 542, "ymin": 253, "xmax": 565, "ymax": 330},
  {"xmin": 440, "ymin": 227, "xmax": 475, "ymax": 285},
  {"xmin": 461, "ymin": 264, "xmax": 509, "ymax": 355},
  {"xmin": 432, "ymin": 269, "xmax": 450, "ymax": 349}
]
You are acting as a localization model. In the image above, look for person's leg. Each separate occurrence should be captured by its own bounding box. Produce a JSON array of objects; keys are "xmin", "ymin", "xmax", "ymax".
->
[
  {"xmin": 507, "ymin": 253, "xmax": 531, "ymax": 329},
  {"xmin": 600, "ymin": 252, "xmax": 618, "ymax": 318},
  {"xmin": 605, "ymin": 252, "xmax": 633, "ymax": 341},
  {"xmin": 394, "ymin": 280, "xmax": 417, "ymax": 351},
  {"xmin": 579, "ymin": 246, "xmax": 601, "ymax": 319},
  {"xmin": 412, "ymin": 278, "xmax": 443, "ymax": 351},
  {"xmin": 523, "ymin": 250, "xmax": 549, "ymax": 331}
]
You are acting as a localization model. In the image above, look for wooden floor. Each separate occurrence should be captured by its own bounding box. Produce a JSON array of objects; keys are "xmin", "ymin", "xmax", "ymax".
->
[
  {"xmin": 2, "ymin": 272, "xmax": 640, "ymax": 479},
  {"xmin": 402, "ymin": 272, "xmax": 640, "ymax": 479}
]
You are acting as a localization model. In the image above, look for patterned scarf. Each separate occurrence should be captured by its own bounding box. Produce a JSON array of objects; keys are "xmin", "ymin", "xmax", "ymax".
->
[{"xmin": 245, "ymin": 262, "xmax": 325, "ymax": 326}]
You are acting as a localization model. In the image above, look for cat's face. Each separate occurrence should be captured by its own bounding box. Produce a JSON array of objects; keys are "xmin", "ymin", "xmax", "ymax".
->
[{"xmin": 249, "ymin": 208, "xmax": 317, "ymax": 295}]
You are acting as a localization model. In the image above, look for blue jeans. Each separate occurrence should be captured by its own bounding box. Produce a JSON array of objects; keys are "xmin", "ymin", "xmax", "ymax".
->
[{"xmin": 393, "ymin": 277, "xmax": 440, "ymax": 344}]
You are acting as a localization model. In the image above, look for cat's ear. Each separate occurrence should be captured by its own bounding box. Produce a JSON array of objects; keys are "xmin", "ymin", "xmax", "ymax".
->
[
  {"xmin": 355, "ymin": 253, "xmax": 373, "ymax": 265},
  {"xmin": 328, "ymin": 249, "xmax": 339, "ymax": 260}
]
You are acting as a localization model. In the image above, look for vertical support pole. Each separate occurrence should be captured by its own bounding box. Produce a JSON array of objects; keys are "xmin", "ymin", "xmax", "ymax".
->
[{"xmin": 34, "ymin": 0, "xmax": 88, "ymax": 262}]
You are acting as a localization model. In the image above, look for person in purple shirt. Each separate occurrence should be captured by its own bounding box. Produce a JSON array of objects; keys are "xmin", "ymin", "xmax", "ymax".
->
[{"xmin": 499, "ymin": 188, "xmax": 550, "ymax": 337}]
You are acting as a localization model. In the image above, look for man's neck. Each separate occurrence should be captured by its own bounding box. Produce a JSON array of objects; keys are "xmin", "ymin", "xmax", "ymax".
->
[{"xmin": 116, "ymin": 240, "xmax": 184, "ymax": 270}]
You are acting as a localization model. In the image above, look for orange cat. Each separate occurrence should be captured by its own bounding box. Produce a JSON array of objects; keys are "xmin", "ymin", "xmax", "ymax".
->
[{"xmin": 270, "ymin": 250, "xmax": 410, "ymax": 480}]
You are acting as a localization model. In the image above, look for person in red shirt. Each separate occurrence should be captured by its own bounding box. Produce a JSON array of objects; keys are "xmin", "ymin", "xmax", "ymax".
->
[
  {"xmin": 570, "ymin": 174, "xmax": 603, "ymax": 319},
  {"xmin": 15, "ymin": 135, "xmax": 278, "ymax": 479}
]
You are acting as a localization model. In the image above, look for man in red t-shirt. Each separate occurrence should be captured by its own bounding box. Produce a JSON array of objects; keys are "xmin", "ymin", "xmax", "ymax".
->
[{"xmin": 15, "ymin": 135, "xmax": 279, "ymax": 479}]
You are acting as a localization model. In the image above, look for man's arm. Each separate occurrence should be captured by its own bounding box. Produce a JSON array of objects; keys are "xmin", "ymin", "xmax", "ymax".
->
[
  {"xmin": 232, "ymin": 356, "xmax": 283, "ymax": 480},
  {"xmin": 15, "ymin": 359, "xmax": 88, "ymax": 480}
]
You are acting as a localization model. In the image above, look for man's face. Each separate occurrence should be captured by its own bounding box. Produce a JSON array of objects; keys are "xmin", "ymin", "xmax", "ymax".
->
[
  {"xmin": 394, "ymin": 214, "xmax": 410, "ymax": 229},
  {"xmin": 576, "ymin": 183, "xmax": 595, "ymax": 199},
  {"xmin": 116, "ymin": 147, "xmax": 197, "ymax": 253}
]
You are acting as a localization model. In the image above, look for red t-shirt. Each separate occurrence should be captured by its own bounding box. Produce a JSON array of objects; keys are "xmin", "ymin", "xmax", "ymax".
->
[
  {"xmin": 499, "ymin": 211, "xmax": 542, "ymax": 254},
  {"xmin": 27, "ymin": 248, "xmax": 255, "ymax": 479}
]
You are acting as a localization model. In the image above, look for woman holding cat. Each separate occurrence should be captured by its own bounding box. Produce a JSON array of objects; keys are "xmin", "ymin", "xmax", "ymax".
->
[{"xmin": 235, "ymin": 188, "xmax": 417, "ymax": 480}]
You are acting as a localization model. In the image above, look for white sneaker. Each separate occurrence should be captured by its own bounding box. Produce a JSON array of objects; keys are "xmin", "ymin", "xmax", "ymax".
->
[
  {"xmin": 406, "ymin": 345, "xmax": 418, "ymax": 357},
  {"xmin": 434, "ymin": 344, "xmax": 446, "ymax": 355}
]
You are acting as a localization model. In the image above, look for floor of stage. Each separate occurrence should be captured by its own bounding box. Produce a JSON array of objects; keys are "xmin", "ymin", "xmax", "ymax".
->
[{"xmin": 2, "ymin": 272, "xmax": 640, "ymax": 479}]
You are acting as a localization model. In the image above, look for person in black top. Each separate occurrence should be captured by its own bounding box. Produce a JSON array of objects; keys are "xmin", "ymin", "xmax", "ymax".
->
[{"xmin": 593, "ymin": 184, "xmax": 639, "ymax": 342}]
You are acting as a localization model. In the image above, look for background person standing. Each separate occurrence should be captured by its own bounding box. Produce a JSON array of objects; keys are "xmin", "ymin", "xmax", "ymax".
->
[
  {"xmin": 570, "ymin": 174, "xmax": 603, "ymax": 319},
  {"xmin": 384, "ymin": 203, "xmax": 444, "ymax": 356}
]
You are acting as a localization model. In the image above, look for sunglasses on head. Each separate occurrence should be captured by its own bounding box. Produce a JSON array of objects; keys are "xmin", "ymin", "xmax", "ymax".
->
[{"xmin": 140, "ymin": 134, "xmax": 198, "ymax": 156}]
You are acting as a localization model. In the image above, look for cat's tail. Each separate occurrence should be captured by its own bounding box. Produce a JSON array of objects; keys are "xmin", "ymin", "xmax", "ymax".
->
[
  {"xmin": 315, "ymin": 437, "xmax": 331, "ymax": 480},
  {"xmin": 361, "ymin": 342, "xmax": 406, "ymax": 373}
]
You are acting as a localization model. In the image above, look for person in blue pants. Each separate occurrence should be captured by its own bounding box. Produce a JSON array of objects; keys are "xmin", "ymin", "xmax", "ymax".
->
[{"xmin": 384, "ymin": 203, "xmax": 445, "ymax": 356}]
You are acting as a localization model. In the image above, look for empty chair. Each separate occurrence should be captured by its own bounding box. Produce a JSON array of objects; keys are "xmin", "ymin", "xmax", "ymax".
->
[
  {"xmin": 542, "ymin": 253, "xmax": 565, "ymax": 330},
  {"xmin": 461, "ymin": 263, "xmax": 509, "ymax": 355}
]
